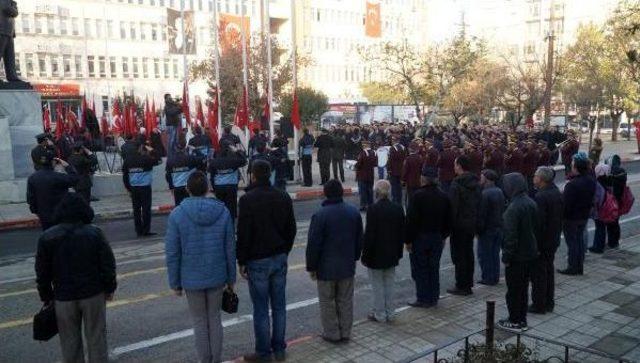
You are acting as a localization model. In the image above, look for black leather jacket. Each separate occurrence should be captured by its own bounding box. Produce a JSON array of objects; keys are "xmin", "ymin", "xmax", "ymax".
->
[{"xmin": 0, "ymin": 0, "xmax": 17, "ymax": 37}]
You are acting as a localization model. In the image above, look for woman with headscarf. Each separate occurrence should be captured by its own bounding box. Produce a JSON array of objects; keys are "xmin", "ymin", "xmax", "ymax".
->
[{"xmin": 590, "ymin": 155, "xmax": 628, "ymax": 253}]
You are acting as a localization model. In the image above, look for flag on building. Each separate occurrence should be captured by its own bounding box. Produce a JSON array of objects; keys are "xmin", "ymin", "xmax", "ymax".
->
[
  {"xmin": 182, "ymin": 80, "xmax": 192, "ymax": 128},
  {"xmin": 291, "ymin": 91, "xmax": 301, "ymax": 130},
  {"xmin": 234, "ymin": 87, "xmax": 249, "ymax": 130},
  {"xmin": 219, "ymin": 14, "xmax": 251, "ymax": 51},
  {"xmin": 365, "ymin": 1, "xmax": 381, "ymax": 38}
]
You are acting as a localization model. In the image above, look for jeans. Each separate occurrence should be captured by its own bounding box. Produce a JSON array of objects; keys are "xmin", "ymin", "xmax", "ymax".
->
[
  {"xmin": 450, "ymin": 231, "xmax": 475, "ymax": 290},
  {"xmin": 301, "ymin": 155, "xmax": 313, "ymax": 186},
  {"xmin": 367, "ymin": 268, "xmax": 396, "ymax": 321},
  {"xmin": 130, "ymin": 186, "xmax": 152, "ymax": 235},
  {"xmin": 592, "ymin": 219, "xmax": 621, "ymax": 252},
  {"xmin": 563, "ymin": 220, "xmax": 587, "ymax": 273},
  {"xmin": 186, "ymin": 288, "xmax": 224, "ymax": 363},
  {"xmin": 247, "ymin": 254, "xmax": 288, "ymax": 358},
  {"xmin": 389, "ymin": 175, "xmax": 403, "ymax": 205},
  {"xmin": 167, "ymin": 125, "xmax": 178, "ymax": 158},
  {"xmin": 358, "ymin": 181, "xmax": 374, "ymax": 209},
  {"xmin": 409, "ymin": 233, "xmax": 444, "ymax": 305},
  {"xmin": 377, "ymin": 166, "xmax": 385, "ymax": 180},
  {"xmin": 317, "ymin": 278, "xmax": 354, "ymax": 340},
  {"xmin": 55, "ymin": 293, "xmax": 108, "ymax": 363},
  {"xmin": 505, "ymin": 261, "xmax": 532, "ymax": 325},
  {"xmin": 477, "ymin": 228, "xmax": 503, "ymax": 285}
]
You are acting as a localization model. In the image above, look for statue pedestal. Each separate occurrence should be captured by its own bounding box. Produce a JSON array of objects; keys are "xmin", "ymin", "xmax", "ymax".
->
[{"xmin": 0, "ymin": 90, "xmax": 42, "ymax": 203}]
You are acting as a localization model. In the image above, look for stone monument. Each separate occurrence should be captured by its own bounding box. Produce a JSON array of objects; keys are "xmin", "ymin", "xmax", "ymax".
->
[{"xmin": 0, "ymin": 0, "xmax": 42, "ymax": 203}]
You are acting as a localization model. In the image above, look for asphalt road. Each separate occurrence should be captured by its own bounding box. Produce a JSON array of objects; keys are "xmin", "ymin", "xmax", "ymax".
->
[{"xmin": 2, "ymin": 181, "xmax": 640, "ymax": 363}]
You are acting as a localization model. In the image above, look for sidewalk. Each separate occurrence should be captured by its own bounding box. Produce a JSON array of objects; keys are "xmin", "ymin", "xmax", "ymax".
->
[{"xmin": 281, "ymin": 235, "xmax": 640, "ymax": 363}]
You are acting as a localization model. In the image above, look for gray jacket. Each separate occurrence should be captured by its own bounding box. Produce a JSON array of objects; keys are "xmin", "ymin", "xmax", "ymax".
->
[{"xmin": 0, "ymin": 0, "xmax": 17, "ymax": 37}]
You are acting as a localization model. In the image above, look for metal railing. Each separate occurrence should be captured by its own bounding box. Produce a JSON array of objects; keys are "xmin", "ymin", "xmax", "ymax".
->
[{"xmin": 398, "ymin": 301, "xmax": 632, "ymax": 363}]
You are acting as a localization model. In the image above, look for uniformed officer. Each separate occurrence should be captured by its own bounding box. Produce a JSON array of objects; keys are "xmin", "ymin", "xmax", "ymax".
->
[
  {"xmin": 166, "ymin": 136, "xmax": 206, "ymax": 206},
  {"xmin": 188, "ymin": 125, "xmax": 212, "ymax": 159},
  {"xmin": 208, "ymin": 139, "xmax": 247, "ymax": 221},
  {"xmin": 31, "ymin": 133, "xmax": 55, "ymax": 170},
  {"xmin": 67, "ymin": 141, "xmax": 98, "ymax": 203},
  {"xmin": 314, "ymin": 128, "xmax": 333, "ymax": 185},
  {"xmin": 299, "ymin": 128, "xmax": 315, "ymax": 187},
  {"xmin": 122, "ymin": 140, "xmax": 161, "ymax": 237}
]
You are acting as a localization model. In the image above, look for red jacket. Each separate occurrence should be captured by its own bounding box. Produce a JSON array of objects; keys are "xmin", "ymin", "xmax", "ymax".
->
[
  {"xmin": 387, "ymin": 143, "xmax": 407, "ymax": 177},
  {"xmin": 423, "ymin": 147, "xmax": 439, "ymax": 169},
  {"xmin": 402, "ymin": 153, "xmax": 424, "ymax": 188},
  {"xmin": 437, "ymin": 149, "xmax": 456, "ymax": 182},
  {"xmin": 356, "ymin": 149, "xmax": 377, "ymax": 182},
  {"xmin": 505, "ymin": 149, "xmax": 523, "ymax": 174}
]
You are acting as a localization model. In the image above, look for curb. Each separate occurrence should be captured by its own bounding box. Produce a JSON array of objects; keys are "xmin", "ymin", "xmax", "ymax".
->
[{"xmin": 0, "ymin": 187, "xmax": 358, "ymax": 232}]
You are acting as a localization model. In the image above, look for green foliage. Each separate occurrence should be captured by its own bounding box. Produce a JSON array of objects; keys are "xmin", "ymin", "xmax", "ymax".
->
[
  {"xmin": 359, "ymin": 82, "xmax": 407, "ymax": 104},
  {"xmin": 278, "ymin": 87, "xmax": 329, "ymax": 126}
]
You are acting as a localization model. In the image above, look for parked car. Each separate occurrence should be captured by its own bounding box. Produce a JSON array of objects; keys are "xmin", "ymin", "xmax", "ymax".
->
[{"xmin": 619, "ymin": 122, "xmax": 637, "ymax": 138}]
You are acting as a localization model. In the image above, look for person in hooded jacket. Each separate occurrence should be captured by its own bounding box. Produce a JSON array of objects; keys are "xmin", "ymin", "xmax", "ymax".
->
[
  {"xmin": 530, "ymin": 166, "xmax": 563, "ymax": 314},
  {"xmin": 590, "ymin": 155, "xmax": 628, "ymax": 253},
  {"xmin": 165, "ymin": 171, "xmax": 236, "ymax": 363},
  {"xmin": 208, "ymin": 140, "xmax": 247, "ymax": 221},
  {"xmin": 447, "ymin": 155, "xmax": 482, "ymax": 296},
  {"xmin": 35, "ymin": 193, "xmax": 116, "ymax": 363},
  {"xmin": 498, "ymin": 173, "xmax": 539, "ymax": 332},
  {"xmin": 166, "ymin": 136, "xmax": 206, "ymax": 206}
]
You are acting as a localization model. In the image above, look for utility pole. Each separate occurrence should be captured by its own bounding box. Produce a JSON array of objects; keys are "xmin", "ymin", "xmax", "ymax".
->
[{"xmin": 544, "ymin": 0, "xmax": 556, "ymax": 125}]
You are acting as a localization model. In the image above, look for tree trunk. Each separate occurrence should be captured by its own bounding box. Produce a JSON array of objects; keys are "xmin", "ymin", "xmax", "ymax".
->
[{"xmin": 611, "ymin": 111, "xmax": 621, "ymax": 142}]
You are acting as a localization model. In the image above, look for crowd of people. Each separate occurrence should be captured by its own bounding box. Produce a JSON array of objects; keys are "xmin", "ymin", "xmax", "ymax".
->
[{"xmin": 28, "ymin": 114, "xmax": 637, "ymax": 363}]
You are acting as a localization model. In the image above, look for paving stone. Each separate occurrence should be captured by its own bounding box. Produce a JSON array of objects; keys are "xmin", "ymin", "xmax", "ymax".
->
[
  {"xmin": 600, "ymin": 290, "xmax": 639, "ymax": 306},
  {"xmin": 352, "ymin": 351, "xmax": 393, "ymax": 363},
  {"xmin": 590, "ymin": 333, "xmax": 640, "ymax": 356},
  {"xmin": 560, "ymin": 331, "xmax": 602, "ymax": 347},
  {"xmin": 614, "ymin": 300, "xmax": 640, "ymax": 318},
  {"xmin": 602, "ymin": 311, "xmax": 636, "ymax": 324}
]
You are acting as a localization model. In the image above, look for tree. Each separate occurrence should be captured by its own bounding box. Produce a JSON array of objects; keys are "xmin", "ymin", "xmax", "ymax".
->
[
  {"xmin": 191, "ymin": 22, "xmax": 308, "ymax": 125},
  {"xmin": 359, "ymin": 81, "xmax": 407, "ymax": 104},
  {"xmin": 279, "ymin": 87, "xmax": 329, "ymax": 127},
  {"xmin": 495, "ymin": 59, "xmax": 547, "ymax": 130}
]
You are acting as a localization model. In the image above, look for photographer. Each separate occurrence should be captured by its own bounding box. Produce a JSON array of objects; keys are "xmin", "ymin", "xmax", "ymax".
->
[
  {"xmin": 68, "ymin": 141, "xmax": 99, "ymax": 203},
  {"xmin": 164, "ymin": 94, "xmax": 183, "ymax": 158},
  {"xmin": 31, "ymin": 133, "xmax": 55, "ymax": 171}
]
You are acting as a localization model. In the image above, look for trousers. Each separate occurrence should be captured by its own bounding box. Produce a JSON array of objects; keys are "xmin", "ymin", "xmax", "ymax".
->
[
  {"xmin": 185, "ymin": 288, "xmax": 224, "ymax": 363},
  {"xmin": 367, "ymin": 268, "xmax": 396, "ymax": 321},
  {"xmin": 319, "ymin": 162, "xmax": 331, "ymax": 184},
  {"xmin": 505, "ymin": 261, "xmax": 532, "ymax": 325},
  {"xmin": 592, "ymin": 219, "xmax": 621, "ymax": 252},
  {"xmin": 409, "ymin": 233, "xmax": 444, "ymax": 305},
  {"xmin": 301, "ymin": 155, "xmax": 313, "ymax": 186},
  {"xmin": 317, "ymin": 278, "xmax": 354, "ymax": 340},
  {"xmin": 332, "ymin": 158, "xmax": 345, "ymax": 182},
  {"xmin": 214, "ymin": 185, "xmax": 238, "ymax": 221},
  {"xmin": 530, "ymin": 252, "xmax": 556, "ymax": 312},
  {"xmin": 477, "ymin": 228, "xmax": 503, "ymax": 285},
  {"xmin": 563, "ymin": 220, "xmax": 587, "ymax": 273},
  {"xmin": 130, "ymin": 186, "xmax": 152, "ymax": 235},
  {"xmin": 55, "ymin": 293, "xmax": 108, "ymax": 363},
  {"xmin": 358, "ymin": 181, "xmax": 374, "ymax": 209},
  {"xmin": 450, "ymin": 231, "xmax": 475, "ymax": 290},
  {"xmin": 173, "ymin": 186, "xmax": 189, "ymax": 206},
  {"xmin": 389, "ymin": 175, "xmax": 403, "ymax": 205}
]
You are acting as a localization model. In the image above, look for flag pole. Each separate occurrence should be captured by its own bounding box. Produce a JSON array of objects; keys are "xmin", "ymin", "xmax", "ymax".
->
[
  {"xmin": 181, "ymin": 0, "xmax": 188, "ymax": 131},
  {"xmin": 291, "ymin": 0, "xmax": 300, "ymax": 182},
  {"xmin": 265, "ymin": 0, "xmax": 274, "ymax": 141},
  {"xmin": 212, "ymin": 0, "xmax": 222, "ymax": 136},
  {"xmin": 240, "ymin": 0, "xmax": 250, "ymax": 148}
]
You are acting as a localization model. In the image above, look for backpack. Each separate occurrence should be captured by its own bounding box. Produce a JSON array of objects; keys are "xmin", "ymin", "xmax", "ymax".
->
[
  {"xmin": 619, "ymin": 186, "xmax": 635, "ymax": 216},
  {"xmin": 598, "ymin": 190, "xmax": 620, "ymax": 223}
]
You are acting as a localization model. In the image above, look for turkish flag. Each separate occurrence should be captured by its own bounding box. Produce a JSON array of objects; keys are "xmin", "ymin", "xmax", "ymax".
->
[
  {"xmin": 54, "ymin": 99, "xmax": 65, "ymax": 140},
  {"xmin": 234, "ymin": 87, "xmax": 249, "ymax": 130},
  {"xmin": 145, "ymin": 99, "xmax": 152, "ymax": 137},
  {"xmin": 196, "ymin": 98, "xmax": 205, "ymax": 127},
  {"xmin": 291, "ymin": 91, "xmax": 301, "ymax": 130},
  {"xmin": 207, "ymin": 97, "xmax": 220, "ymax": 151},
  {"xmin": 81, "ymin": 96, "xmax": 88, "ymax": 129},
  {"xmin": 151, "ymin": 100, "xmax": 157, "ymax": 131},
  {"xmin": 100, "ymin": 115, "xmax": 110, "ymax": 135},
  {"xmin": 365, "ymin": 1, "xmax": 381, "ymax": 38},
  {"xmin": 42, "ymin": 105, "xmax": 51, "ymax": 132},
  {"xmin": 219, "ymin": 14, "xmax": 251, "ymax": 51},
  {"xmin": 182, "ymin": 80, "xmax": 191, "ymax": 128}
]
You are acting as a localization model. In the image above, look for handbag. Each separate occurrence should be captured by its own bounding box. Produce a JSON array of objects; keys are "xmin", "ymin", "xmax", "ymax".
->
[
  {"xmin": 33, "ymin": 302, "xmax": 58, "ymax": 341},
  {"xmin": 222, "ymin": 287, "xmax": 238, "ymax": 314}
]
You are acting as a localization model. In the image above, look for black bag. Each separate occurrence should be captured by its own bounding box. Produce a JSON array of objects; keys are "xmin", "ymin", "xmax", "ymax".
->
[
  {"xmin": 222, "ymin": 287, "xmax": 238, "ymax": 314},
  {"xmin": 33, "ymin": 302, "xmax": 58, "ymax": 341}
]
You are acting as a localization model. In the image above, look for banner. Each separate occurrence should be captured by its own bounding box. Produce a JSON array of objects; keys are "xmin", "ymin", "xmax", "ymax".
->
[
  {"xmin": 219, "ymin": 13, "xmax": 250, "ymax": 50},
  {"xmin": 167, "ymin": 8, "xmax": 197, "ymax": 54},
  {"xmin": 365, "ymin": 1, "xmax": 381, "ymax": 38}
]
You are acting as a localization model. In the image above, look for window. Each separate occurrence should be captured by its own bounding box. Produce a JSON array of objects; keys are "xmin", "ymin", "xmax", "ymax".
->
[
  {"xmin": 35, "ymin": 16, "xmax": 43, "ymax": 33},
  {"xmin": 75, "ymin": 55, "xmax": 83, "ymax": 78},
  {"xmin": 95, "ymin": 20, "xmax": 103, "ymax": 38},
  {"xmin": 22, "ymin": 15, "xmax": 31, "ymax": 33},
  {"xmin": 84, "ymin": 19, "xmax": 92, "ymax": 37},
  {"xmin": 47, "ymin": 16, "xmax": 55, "ymax": 34},
  {"xmin": 88, "ymin": 56, "xmax": 95, "ymax": 77},
  {"xmin": 163, "ymin": 59, "xmax": 169, "ymax": 78},
  {"xmin": 151, "ymin": 23, "xmax": 158, "ymax": 40},
  {"xmin": 110, "ymin": 57, "xmax": 117, "ymax": 77},
  {"xmin": 59, "ymin": 17, "xmax": 68, "ymax": 35},
  {"xmin": 98, "ymin": 56, "xmax": 106, "ymax": 78},
  {"xmin": 122, "ymin": 57, "xmax": 130, "ymax": 78},
  {"xmin": 140, "ymin": 23, "xmax": 146, "ymax": 40},
  {"xmin": 120, "ymin": 21, "xmax": 127, "ymax": 39},
  {"xmin": 107, "ymin": 20, "xmax": 114, "ymax": 38},
  {"xmin": 142, "ymin": 57, "xmax": 149, "ymax": 78},
  {"xmin": 15, "ymin": 54, "xmax": 21, "ymax": 76},
  {"xmin": 132, "ymin": 57, "xmax": 139, "ymax": 78},
  {"xmin": 50, "ymin": 55, "xmax": 60, "ymax": 77},
  {"xmin": 25, "ymin": 53, "xmax": 34, "ymax": 77},
  {"xmin": 153, "ymin": 58, "xmax": 160, "ymax": 78},
  {"xmin": 130, "ymin": 22, "xmax": 136, "ymax": 39},
  {"xmin": 63, "ymin": 55, "xmax": 71, "ymax": 77},
  {"xmin": 72, "ymin": 18, "xmax": 79, "ymax": 35},
  {"xmin": 38, "ymin": 54, "xmax": 47, "ymax": 77},
  {"xmin": 172, "ymin": 59, "xmax": 178, "ymax": 79}
]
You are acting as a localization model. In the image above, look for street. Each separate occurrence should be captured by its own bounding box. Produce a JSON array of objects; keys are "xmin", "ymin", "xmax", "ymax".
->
[{"xmin": 2, "ymin": 183, "xmax": 640, "ymax": 363}]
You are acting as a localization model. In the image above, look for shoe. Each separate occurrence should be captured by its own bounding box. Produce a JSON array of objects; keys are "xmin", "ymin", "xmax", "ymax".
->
[
  {"xmin": 408, "ymin": 300, "xmax": 434, "ymax": 308},
  {"xmin": 243, "ymin": 353, "xmax": 273, "ymax": 362},
  {"xmin": 340, "ymin": 337, "xmax": 351, "ymax": 343},
  {"xmin": 528, "ymin": 305, "xmax": 546, "ymax": 314},
  {"xmin": 477, "ymin": 280, "xmax": 498, "ymax": 286},
  {"xmin": 447, "ymin": 288, "xmax": 473, "ymax": 296},
  {"xmin": 142, "ymin": 232, "xmax": 158, "ymax": 237},
  {"xmin": 367, "ymin": 313, "xmax": 383, "ymax": 322},
  {"xmin": 320, "ymin": 335, "xmax": 341, "ymax": 344},
  {"xmin": 520, "ymin": 322, "xmax": 529, "ymax": 331},
  {"xmin": 557, "ymin": 268, "xmax": 581, "ymax": 276},
  {"xmin": 588, "ymin": 247, "xmax": 604, "ymax": 254},
  {"xmin": 497, "ymin": 319, "xmax": 524, "ymax": 332},
  {"xmin": 273, "ymin": 351, "xmax": 286, "ymax": 362}
]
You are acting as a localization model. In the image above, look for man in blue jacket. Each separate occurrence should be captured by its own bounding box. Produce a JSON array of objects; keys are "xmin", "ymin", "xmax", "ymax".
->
[{"xmin": 306, "ymin": 180, "xmax": 363, "ymax": 343}]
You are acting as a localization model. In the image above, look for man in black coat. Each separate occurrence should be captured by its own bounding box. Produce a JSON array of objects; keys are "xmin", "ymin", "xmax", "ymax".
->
[
  {"xmin": 362, "ymin": 180, "xmax": 405, "ymax": 322},
  {"xmin": 27, "ymin": 151, "xmax": 79, "ymax": 230},
  {"xmin": 0, "ymin": 0, "xmax": 20, "ymax": 82},
  {"xmin": 35, "ymin": 193, "xmax": 116, "ymax": 362},
  {"xmin": 405, "ymin": 167, "xmax": 451, "ymax": 307},
  {"xmin": 331, "ymin": 129, "xmax": 347, "ymax": 182},
  {"xmin": 448, "ymin": 155, "xmax": 482, "ymax": 295},
  {"xmin": 237, "ymin": 160, "xmax": 296, "ymax": 361},
  {"xmin": 68, "ymin": 142, "xmax": 99, "ymax": 203},
  {"xmin": 530, "ymin": 166, "xmax": 563, "ymax": 314},
  {"xmin": 163, "ymin": 94, "xmax": 182, "ymax": 157},
  {"xmin": 314, "ymin": 129, "xmax": 333, "ymax": 185},
  {"xmin": 31, "ymin": 133, "xmax": 55, "ymax": 170}
]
